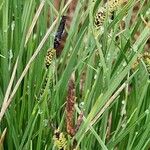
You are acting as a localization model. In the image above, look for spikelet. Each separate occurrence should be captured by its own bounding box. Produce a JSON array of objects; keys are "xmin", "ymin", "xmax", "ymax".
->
[
  {"xmin": 53, "ymin": 128, "xmax": 67, "ymax": 150},
  {"xmin": 143, "ymin": 52, "xmax": 150, "ymax": 60},
  {"xmin": 94, "ymin": 8, "xmax": 106, "ymax": 28},
  {"xmin": 105, "ymin": 0, "xmax": 125, "ymax": 13},
  {"xmin": 143, "ymin": 52, "xmax": 150, "ymax": 73},
  {"xmin": 45, "ymin": 48, "xmax": 56, "ymax": 68},
  {"xmin": 131, "ymin": 54, "xmax": 142, "ymax": 70},
  {"xmin": 132, "ymin": 52, "xmax": 150, "ymax": 73},
  {"xmin": 94, "ymin": 0, "xmax": 126, "ymax": 29}
]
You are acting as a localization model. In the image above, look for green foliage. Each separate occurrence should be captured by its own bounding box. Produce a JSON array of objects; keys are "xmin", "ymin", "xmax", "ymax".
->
[{"xmin": 0, "ymin": 0, "xmax": 150, "ymax": 149}]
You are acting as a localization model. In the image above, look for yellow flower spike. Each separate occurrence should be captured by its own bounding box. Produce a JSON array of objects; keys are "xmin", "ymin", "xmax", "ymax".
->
[
  {"xmin": 45, "ymin": 48, "xmax": 56, "ymax": 68},
  {"xmin": 94, "ymin": 8, "xmax": 106, "ymax": 29},
  {"xmin": 94, "ymin": 0, "xmax": 126, "ymax": 29},
  {"xmin": 105, "ymin": 0, "xmax": 126, "ymax": 13},
  {"xmin": 53, "ymin": 128, "xmax": 67, "ymax": 150},
  {"xmin": 132, "ymin": 52, "xmax": 150, "ymax": 73}
]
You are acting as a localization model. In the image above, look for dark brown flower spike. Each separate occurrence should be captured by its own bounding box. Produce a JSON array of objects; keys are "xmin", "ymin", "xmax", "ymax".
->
[
  {"xmin": 54, "ymin": 16, "xmax": 67, "ymax": 57},
  {"xmin": 66, "ymin": 78, "xmax": 84, "ymax": 137},
  {"xmin": 75, "ymin": 112, "xmax": 83, "ymax": 133}
]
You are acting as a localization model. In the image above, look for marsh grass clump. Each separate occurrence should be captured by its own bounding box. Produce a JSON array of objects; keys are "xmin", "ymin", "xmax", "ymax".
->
[{"xmin": 1, "ymin": 0, "xmax": 150, "ymax": 150}]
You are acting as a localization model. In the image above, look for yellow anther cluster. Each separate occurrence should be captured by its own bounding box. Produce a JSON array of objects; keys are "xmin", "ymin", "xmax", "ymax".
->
[
  {"xmin": 94, "ymin": 0, "xmax": 125, "ymax": 29},
  {"xmin": 45, "ymin": 48, "xmax": 56, "ymax": 68},
  {"xmin": 53, "ymin": 129, "xmax": 67, "ymax": 150}
]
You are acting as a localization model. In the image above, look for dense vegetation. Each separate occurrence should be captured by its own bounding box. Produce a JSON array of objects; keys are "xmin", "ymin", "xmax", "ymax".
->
[{"xmin": 0, "ymin": 0, "xmax": 150, "ymax": 149}]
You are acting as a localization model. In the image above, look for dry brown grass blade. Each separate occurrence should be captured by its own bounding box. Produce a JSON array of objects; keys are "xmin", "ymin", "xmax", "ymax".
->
[
  {"xmin": 61, "ymin": 0, "xmax": 75, "ymax": 16},
  {"xmin": 2, "ymin": 57, "xmax": 18, "ymax": 104},
  {"xmin": 25, "ymin": 0, "xmax": 45, "ymax": 46},
  {"xmin": 0, "ymin": 128, "xmax": 7, "ymax": 150},
  {"xmin": 106, "ymin": 112, "xmax": 112, "ymax": 140},
  {"xmin": 0, "ymin": 58, "xmax": 18, "ymax": 121},
  {"xmin": 0, "ymin": 18, "xmax": 58, "ymax": 122},
  {"xmin": 141, "ymin": 15, "xmax": 150, "ymax": 29},
  {"xmin": 85, "ymin": 82, "xmax": 127, "ymax": 133},
  {"xmin": 90, "ymin": 83, "xmax": 127, "ymax": 129}
]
